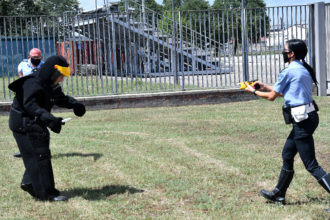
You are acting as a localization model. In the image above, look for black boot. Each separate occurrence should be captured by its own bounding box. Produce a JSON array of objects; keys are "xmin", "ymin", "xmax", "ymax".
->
[
  {"xmin": 260, "ymin": 169, "xmax": 294, "ymax": 204},
  {"xmin": 318, "ymin": 173, "xmax": 330, "ymax": 194},
  {"xmin": 21, "ymin": 183, "xmax": 36, "ymax": 197},
  {"xmin": 48, "ymin": 188, "xmax": 60, "ymax": 197},
  {"xmin": 13, "ymin": 152, "xmax": 22, "ymax": 158},
  {"xmin": 49, "ymin": 195, "xmax": 68, "ymax": 202}
]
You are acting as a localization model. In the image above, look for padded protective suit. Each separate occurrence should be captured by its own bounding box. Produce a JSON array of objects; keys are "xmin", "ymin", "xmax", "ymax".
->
[{"xmin": 8, "ymin": 55, "xmax": 85, "ymax": 200}]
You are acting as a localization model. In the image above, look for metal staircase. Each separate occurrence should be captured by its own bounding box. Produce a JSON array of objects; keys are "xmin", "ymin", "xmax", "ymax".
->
[{"xmin": 74, "ymin": 1, "xmax": 232, "ymax": 77}]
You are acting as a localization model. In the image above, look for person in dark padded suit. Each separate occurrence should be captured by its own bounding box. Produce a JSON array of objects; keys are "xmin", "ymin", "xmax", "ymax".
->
[
  {"xmin": 14, "ymin": 48, "xmax": 45, "ymax": 158},
  {"xmin": 8, "ymin": 55, "xmax": 86, "ymax": 201}
]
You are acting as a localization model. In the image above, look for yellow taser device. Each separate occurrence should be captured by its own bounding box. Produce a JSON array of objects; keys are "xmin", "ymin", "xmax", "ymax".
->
[{"xmin": 239, "ymin": 81, "xmax": 255, "ymax": 89}]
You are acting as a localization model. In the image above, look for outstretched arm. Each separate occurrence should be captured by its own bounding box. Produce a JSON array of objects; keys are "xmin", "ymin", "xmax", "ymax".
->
[
  {"xmin": 253, "ymin": 81, "xmax": 273, "ymax": 92},
  {"xmin": 53, "ymin": 85, "xmax": 86, "ymax": 117},
  {"xmin": 244, "ymin": 82, "xmax": 281, "ymax": 101}
]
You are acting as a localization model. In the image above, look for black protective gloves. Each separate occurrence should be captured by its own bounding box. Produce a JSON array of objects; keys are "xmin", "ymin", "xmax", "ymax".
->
[
  {"xmin": 48, "ymin": 117, "xmax": 63, "ymax": 134},
  {"xmin": 73, "ymin": 103, "xmax": 86, "ymax": 117},
  {"xmin": 47, "ymin": 102, "xmax": 85, "ymax": 134}
]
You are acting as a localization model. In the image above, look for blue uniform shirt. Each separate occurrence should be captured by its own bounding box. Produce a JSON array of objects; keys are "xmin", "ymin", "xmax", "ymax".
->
[
  {"xmin": 18, "ymin": 59, "xmax": 44, "ymax": 77},
  {"xmin": 273, "ymin": 60, "xmax": 314, "ymax": 107}
]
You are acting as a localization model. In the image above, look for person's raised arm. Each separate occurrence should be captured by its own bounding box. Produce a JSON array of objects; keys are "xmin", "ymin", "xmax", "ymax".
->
[{"xmin": 244, "ymin": 82, "xmax": 281, "ymax": 101}]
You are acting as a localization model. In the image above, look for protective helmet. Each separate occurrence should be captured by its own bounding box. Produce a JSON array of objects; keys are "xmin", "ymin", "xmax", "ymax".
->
[
  {"xmin": 54, "ymin": 64, "xmax": 70, "ymax": 77},
  {"xmin": 36, "ymin": 55, "xmax": 70, "ymax": 84}
]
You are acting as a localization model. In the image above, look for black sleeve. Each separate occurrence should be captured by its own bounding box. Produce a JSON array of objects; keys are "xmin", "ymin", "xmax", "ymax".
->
[
  {"xmin": 22, "ymin": 79, "xmax": 57, "ymax": 126},
  {"xmin": 53, "ymin": 85, "xmax": 79, "ymax": 109}
]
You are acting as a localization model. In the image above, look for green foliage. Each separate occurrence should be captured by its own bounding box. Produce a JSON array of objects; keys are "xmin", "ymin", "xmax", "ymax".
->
[
  {"xmin": 144, "ymin": 0, "xmax": 163, "ymax": 13},
  {"xmin": 212, "ymin": 0, "xmax": 266, "ymax": 9},
  {"xmin": 0, "ymin": 0, "xmax": 80, "ymax": 37},
  {"xmin": 162, "ymin": 0, "xmax": 209, "ymax": 11},
  {"xmin": 211, "ymin": 0, "xmax": 269, "ymax": 46},
  {"xmin": 0, "ymin": 0, "xmax": 41, "ymax": 16},
  {"xmin": 163, "ymin": 0, "xmax": 183, "ymax": 10},
  {"xmin": 119, "ymin": 0, "xmax": 163, "ymax": 13},
  {"xmin": 155, "ymin": 0, "xmax": 268, "ymax": 55},
  {"xmin": 180, "ymin": 0, "xmax": 209, "ymax": 11},
  {"xmin": 0, "ymin": 0, "xmax": 79, "ymax": 16},
  {"xmin": 34, "ymin": 0, "xmax": 80, "ymax": 16}
]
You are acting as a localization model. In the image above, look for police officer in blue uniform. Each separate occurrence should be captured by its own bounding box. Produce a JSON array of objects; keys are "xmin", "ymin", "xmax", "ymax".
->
[
  {"xmin": 8, "ymin": 55, "xmax": 86, "ymax": 201},
  {"xmin": 18, "ymin": 48, "xmax": 44, "ymax": 78},
  {"xmin": 244, "ymin": 39, "xmax": 329, "ymax": 204}
]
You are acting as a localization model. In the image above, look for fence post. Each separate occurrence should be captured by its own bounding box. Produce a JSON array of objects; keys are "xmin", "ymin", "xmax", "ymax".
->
[
  {"xmin": 311, "ymin": 2, "xmax": 327, "ymax": 96},
  {"xmin": 179, "ymin": 11, "xmax": 185, "ymax": 90},
  {"xmin": 326, "ymin": 4, "xmax": 330, "ymax": 91},
  {"xmin": 111, "ymin": 14, "xmax": 118, "ymax": 95},
  {"xmin": 241, "ymin": 0, "xmax": 249, "ymax": 81},
  {"xmin": 125, "ymin": 0, "xmax": 128, "ymax": 12},
  {"xmin": 172, "ymin": 1, "xmax": 178, "ymax": 85}
]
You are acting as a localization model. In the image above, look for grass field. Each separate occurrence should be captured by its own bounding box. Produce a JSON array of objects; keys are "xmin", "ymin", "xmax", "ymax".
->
[
  {"xmin": 0, "ymin": 97, "xmax": 329, "ymax": 219},
  {"xmin": 0, "ymin": 75, "xmax": 196, "ymax": 102}
]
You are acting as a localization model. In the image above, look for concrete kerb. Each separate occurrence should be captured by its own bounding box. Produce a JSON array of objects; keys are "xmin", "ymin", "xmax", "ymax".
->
[{"xmin": 0, "ymin": 89, "xmax": 258, "ymax": 114}]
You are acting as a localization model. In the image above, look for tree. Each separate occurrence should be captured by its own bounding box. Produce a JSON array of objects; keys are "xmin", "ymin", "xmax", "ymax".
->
[
  {"xmin": 157, "ymin": 0, "xmax": 210, "ymax": 49},
  {"xmin": 0, "ymin": 0, "xmax": 40, "ymax": 16},
  {"xmin": 211, "ymin": 0, "xmax": 269, "ymax": 47},
  {"xmin": 0, "ymin": 0, "xmax": 80, "ymax": 16},
  {"xmin": 119, "ymin": 0, "xmax": 163, "ymax": 14},
  {"xmin": 0, "ymin": 0, "xmax": 80, "ymax": 36},
  {"xmin": 163, "ymin": 0, "xmax": 183, "ymax": 11},
  {"xmin": 143, "ymin": 0, "xmax": 163, "ymax": 13},
  {"xmin": 212, "ymin": 0, "xmax": 266, "ymax": 9},
  {"xmin": 33, "ymin": 0, "xmax": 80, "ymax": 16},
  {"xmin": 162, "ymin": 0, "xmax": 209, "ymax": 11},
  {"xmin": 180, "ymin": 0, "xmax": 209, "ymax": 11}
]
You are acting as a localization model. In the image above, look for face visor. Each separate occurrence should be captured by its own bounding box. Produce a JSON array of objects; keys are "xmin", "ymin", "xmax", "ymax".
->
[{"xmin": 54, "ymin": 65, "xmax": 70, "ymax": 77}]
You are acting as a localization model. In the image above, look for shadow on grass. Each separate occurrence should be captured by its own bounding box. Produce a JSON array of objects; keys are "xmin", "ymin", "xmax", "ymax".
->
[
  {"xmin": 286, "ymin": 197, "xmax": 329, "ymax": 206},
  {"xmin": 63, "ymin": 185, "xmax": 144, "ymax": 200},
  {"xmin": 52, "ymin": 152, "xmax": 102, "ymax": 161}
]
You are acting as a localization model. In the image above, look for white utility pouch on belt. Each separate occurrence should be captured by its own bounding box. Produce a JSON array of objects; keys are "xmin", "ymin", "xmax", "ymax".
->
[{"xmin": 291, "ymin": 103, "xmax": 315, "ymax": 123}]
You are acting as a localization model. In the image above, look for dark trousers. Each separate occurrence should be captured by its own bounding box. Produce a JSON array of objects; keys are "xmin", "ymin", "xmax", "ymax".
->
[
  {"xmin": 282, "ymin": 111, "xmax": 326, "ymax": 180},
  {"xmin": 13, "ymin": 130, "xmax": 55, "ymax": 200}
]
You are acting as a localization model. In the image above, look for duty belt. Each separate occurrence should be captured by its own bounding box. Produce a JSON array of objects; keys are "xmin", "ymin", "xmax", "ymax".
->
[{"xmin": 291, "ymin": 102, "xmax": 315, "ymax": 114}]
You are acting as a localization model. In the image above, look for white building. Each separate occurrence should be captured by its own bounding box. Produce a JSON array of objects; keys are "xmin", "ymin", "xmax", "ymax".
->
[{"xmin": 262, "ymin": 24, "xmax": 308, "ymax": 49}]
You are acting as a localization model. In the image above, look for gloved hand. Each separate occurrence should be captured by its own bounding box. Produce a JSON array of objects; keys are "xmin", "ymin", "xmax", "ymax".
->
[
  {"xmin": 73, "ymin": 102, "xmax": 86, "ymax": 117},
  {"xmin": 48, "ymin": 117, "xmax": 63, "ymax": 134}
]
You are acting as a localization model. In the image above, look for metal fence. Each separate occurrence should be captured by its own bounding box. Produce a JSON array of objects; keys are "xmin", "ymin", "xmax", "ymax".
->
[
  {"xmin": 325, "ymin": 3, "xmax": 330, "ymax": 91},
  {"xmin": 0, "ymin": 4, "xmax": 313, "ymax": 101}
]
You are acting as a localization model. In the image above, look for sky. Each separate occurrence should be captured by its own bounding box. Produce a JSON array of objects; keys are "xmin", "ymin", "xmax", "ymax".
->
[{"xmin": 79, "ymin": 0, "xmax": 330, "ymax": 11}]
